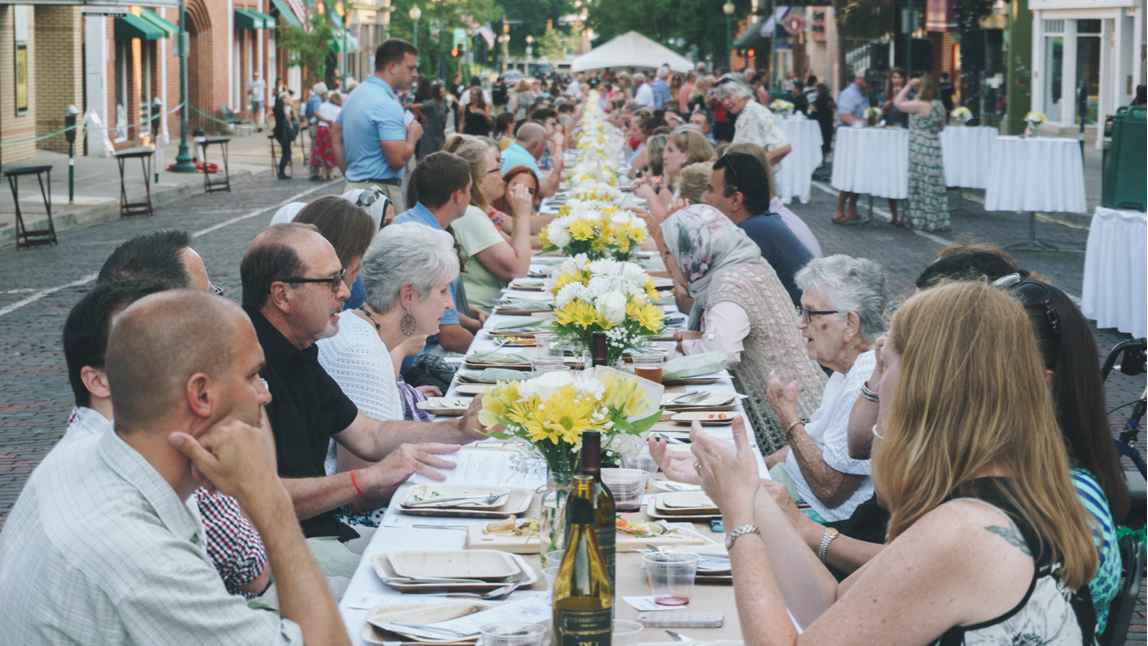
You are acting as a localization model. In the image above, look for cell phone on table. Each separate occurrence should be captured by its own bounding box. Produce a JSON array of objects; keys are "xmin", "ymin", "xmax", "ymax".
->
[{"xmin": 637, "ymin": 612, "xmax": 724, "ymax": 628}]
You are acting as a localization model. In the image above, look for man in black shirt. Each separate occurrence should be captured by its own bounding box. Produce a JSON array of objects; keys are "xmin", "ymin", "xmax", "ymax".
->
[{"xmin": 241, "ymin": 223, "xmax": 487, "ymax": 543}]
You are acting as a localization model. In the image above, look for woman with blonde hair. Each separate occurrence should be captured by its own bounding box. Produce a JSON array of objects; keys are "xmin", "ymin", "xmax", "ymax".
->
[
  {"xmin": 509, "ymin": 78, "xmax": 533, "ymax": 119},
  {"xmin": 636, "ymin": 127, "xmax": 715, "ymax": 220},
  {"xmin": 687, "ymin": 76, "xmax": 713, "ymax": 114},
  {"xmin": 895, "ymin": 74, "xmax": 948, "ymax": 230},
  {"xmin": 689, "ymin": 280, "xmax": 1099, "ymax": 644},
  {"xmin": 616, "ymin": 71, "xmax": 634, "ymax": 101},
  {"xmin": 677, "ymin": 161, "xmax": 712, "ymax": 205}
]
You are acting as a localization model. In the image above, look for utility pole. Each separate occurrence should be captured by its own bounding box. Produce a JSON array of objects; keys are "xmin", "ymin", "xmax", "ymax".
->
[{"xmin": 172, "ymin": 0, "xmax": 196, "ymax": 173}]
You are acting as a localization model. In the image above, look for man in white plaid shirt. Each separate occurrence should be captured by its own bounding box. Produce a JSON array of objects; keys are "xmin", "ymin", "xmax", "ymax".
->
[{"xmin": 0, "ymin": 291, "xmax": 348, "ymax": 644}]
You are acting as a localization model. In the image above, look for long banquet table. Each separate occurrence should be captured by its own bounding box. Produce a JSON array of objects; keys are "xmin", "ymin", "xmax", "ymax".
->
[{"xmin": 337, "ymin": 260, "xmax": 771, "ymax": 645}]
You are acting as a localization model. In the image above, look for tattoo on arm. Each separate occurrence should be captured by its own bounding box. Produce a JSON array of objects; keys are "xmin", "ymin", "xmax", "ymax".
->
[{"xmin": 985, "ymin": 525, "xmax": 1032, "ymax": 557}]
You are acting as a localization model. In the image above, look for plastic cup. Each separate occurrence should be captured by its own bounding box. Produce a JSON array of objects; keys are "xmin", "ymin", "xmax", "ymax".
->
[
  {"xmin": 642, "ymin": 552, "xmax": 699, "ymax": 606},
  {"xmin": 534, "ymin": 333, "xmax": 556, "ymax": 356},
  {"xmin": 612, "ymin": 620, "xmax": 644, "ymax": 646},
  {"xmin": 630, "ymin": 347, "xmax": 664, "ymax": 384},
  {"xmin": 480, "ymin": 623, "xmax": 547, "ymax": 646},
  {"xmin": 542, "ymin": 566, "xmax": 560, "ymax": 591},
  {"xmin": 601, "ymin": 468, "xmax": 648, "ymax": 513},
  {"xmin": 531, "ymin": 356, "xmax": 569, "ymax": 376},
  {"xmin": 622, "ymin": 451, "xmax": 659, "ymax": 475},
  {"xmin": 543, "ymin": 550, "xmax": 566, "ymax": 567}
]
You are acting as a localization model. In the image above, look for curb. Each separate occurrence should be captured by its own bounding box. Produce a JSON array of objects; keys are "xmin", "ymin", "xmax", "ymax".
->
[{"xmin": 0, "ymin": 167, "xmax": 266, "ymax": 248}]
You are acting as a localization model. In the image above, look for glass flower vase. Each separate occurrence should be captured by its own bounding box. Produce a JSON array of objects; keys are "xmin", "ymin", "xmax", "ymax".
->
[{"xmin": 539, "ymin": 470, "xmax": 574, "ymax": 566}]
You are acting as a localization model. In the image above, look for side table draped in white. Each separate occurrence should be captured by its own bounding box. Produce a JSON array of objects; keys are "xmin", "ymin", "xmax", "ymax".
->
[
  {"xmin": 984, "ymin": 136, "xmax": 1087, "ymax": 250},
  {"xmin": 830, "ymin": 126, "xmax": 910, "ymax": 200},
  {"xmin": 776, "ymin": 118, "xmax": 824, "ymax": 205},
  {"xmin": 940, "ymin": 126, "xmax": 997, "ymax": 189},
  {"xmin": 1082, "ymin": 207, "xmax": 1147, "ymax": 339}
]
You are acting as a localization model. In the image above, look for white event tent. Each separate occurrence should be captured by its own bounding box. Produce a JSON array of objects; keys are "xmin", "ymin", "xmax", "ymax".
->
[{"xmin": 571, "ymin": 31, "xmax": 694, "ymax": 74}]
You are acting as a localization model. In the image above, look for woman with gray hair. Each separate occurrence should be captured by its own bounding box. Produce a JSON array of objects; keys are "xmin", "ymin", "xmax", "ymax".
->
[
  {"xmin": 316, "ymin": 223, "xmax": 462, "ymax": 523},
  {"xmin": 713, "ymin": 74, "xmax": 791, "ymax": 173},
  {"xmin": 650, "ymin": 254, "xmax": 888, "ymax": 525}
]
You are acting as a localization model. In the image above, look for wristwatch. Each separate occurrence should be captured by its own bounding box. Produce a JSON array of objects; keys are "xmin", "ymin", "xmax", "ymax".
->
[
  {"xmin": 818, "ymin": 527, "xmax": 840, "ymax": 563},
  {"xmin": 724, "ymin": 524, "xmax": 761, "ymax": 549}
]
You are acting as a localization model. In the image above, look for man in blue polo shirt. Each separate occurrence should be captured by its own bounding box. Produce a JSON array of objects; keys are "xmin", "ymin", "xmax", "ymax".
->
[
  {"xmin": 333, "ymin": 39, "xmax": 423, "ymax": 213},
  {"xmin": 500, "ymin": 122, "xmax": 563, "ymax": 198},
  {"xmin": 393, "ymin": 152, "xmax": 476, "ymax": 367},
  {"xmin": 833, "ymin": 75, "xmax": 871, "ymax": 223},
  {"xmin": 703, "ymin": 152, "xmax": 812, "ymax": 307}
]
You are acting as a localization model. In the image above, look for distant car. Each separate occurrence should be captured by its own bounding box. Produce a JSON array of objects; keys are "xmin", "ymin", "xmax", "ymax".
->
[
  {"xmin": 534, "ymin": 63, "xmax": 555, "ymax": 77},
  {"xmin": 500, "ymin": 70, "xmax": 525, "ymax": 85}
]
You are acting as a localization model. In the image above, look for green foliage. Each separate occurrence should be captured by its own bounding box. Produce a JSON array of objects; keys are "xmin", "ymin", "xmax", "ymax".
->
[
  {"xmin": 538, "ymin": 29, "xmax": 577, "ymax": 61},
  {"xmin": 585, "ymin": 0, "xmax": 753, "ymax": 63},
  {"xmin": 277, "ymin": 7, "xmax": 338, "ymax": 86}
]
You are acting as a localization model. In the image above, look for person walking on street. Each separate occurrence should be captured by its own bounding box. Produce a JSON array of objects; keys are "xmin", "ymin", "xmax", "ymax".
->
[
  {"xmin": 305, "ymin": 83, "xmax": 328, "ymax": 181},
  {"xmin": 272, "ymin": 92, "xmax": 297, "ymax": 180},
  {"xmin": 248, "ymin": 71, "xmax": 267, "ymax": 128},
  {"xmin": 896, "ymin": 75, "xmax": 949, "ymax": 231},
  {"xmin": 333, "ymin": 39, "xmax": 423, "ymax": 214}
]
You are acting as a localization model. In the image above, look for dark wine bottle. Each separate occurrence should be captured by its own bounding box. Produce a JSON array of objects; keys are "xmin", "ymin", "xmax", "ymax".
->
[
  {"xmin": 580, "ymin": 430, "xmax": 616, "ymax": 594},
  {"xmin": 553, "ymin": 475, "xmax": 613, "ymax": 646}
]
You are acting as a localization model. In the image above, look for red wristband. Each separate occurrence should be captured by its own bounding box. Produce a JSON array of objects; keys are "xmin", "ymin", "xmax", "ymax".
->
[{"xmin": 351, "ymin": 469, "xmax": 366, "ymax": 499}]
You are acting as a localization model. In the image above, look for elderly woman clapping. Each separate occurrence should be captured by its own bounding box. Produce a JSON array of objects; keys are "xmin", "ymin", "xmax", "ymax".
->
[
  {"xmin": 317, "ymin": 223, "xmax": 472, "ymax": 519},
  {"xmin": 652, "ymin": 255, "xmax": 888, "ymax": 523},
  {"xmin": 660, "ymin": 205, "xmax": 825, "ymax": 452}
]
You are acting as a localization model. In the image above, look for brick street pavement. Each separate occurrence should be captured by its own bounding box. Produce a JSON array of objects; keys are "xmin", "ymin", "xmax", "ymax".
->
[{"xmin": 0, "ymin": 172, "xmax": 1143, "ymax": 641}]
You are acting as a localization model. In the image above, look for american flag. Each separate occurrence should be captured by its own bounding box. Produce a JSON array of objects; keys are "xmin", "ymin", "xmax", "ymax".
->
[
  {"xmin": 478, "ymin": 23, "xmax": 495, "ymax": 48},
  {"xmin": 284, "ymin": 0, "xmax": 310, "ymax": 31}
]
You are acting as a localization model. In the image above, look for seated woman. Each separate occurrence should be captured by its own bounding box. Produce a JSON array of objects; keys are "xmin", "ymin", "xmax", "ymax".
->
[
  {"xmin": 445, "ymin": 138, "xmax": 535, "ymax": 312},
  {"xmin": 677, "ymin": 162, "xmax": 713, "ymax": 206},
  {"xmin": 792, "ymin": 272, "xmax": 1128, "ymax": 632},
  {"xmin": 316, "ymin": 222, "xmax": 462, "ymax": 527},
  {"xmin": 725, "ymin": 141, "xmax": 822, "ymax": 258},
  {"xmin": 636, "ymin": 128, "xmax": 715, "ymax": 221},
  {"xmin": 493, "ymin": 165, "xmax": 547, "ymax": 243},
  {"xmin": 652, "ymin": 254, "xmax": 889, "ymax": 523},
  {"xmin": 691, "ymin": 281, "xmax": 1099, "ymax": 643},
  {"xmin": 658, "ymin": 205, "xmax": 826, "ymax": 454}
]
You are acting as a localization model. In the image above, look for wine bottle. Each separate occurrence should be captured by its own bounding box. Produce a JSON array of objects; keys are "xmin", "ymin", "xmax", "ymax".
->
[
  {"xmin": 580, "ymin": 430, "xmax": 616, "ymax": 594},
  {"xmin": 553, "ymin": 475, "xmax": 613, "ymax": 646}
]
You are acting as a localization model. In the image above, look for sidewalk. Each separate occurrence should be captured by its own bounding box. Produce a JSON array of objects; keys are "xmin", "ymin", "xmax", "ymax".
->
[{"xmin": 0, "ymin": 129, "xmax": 314, "ymax": 247}]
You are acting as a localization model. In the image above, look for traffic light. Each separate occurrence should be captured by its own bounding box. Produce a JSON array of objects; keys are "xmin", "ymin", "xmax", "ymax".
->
[
  {"xmin": 747, "ymin": 48, "xmax": 755, "ymax": 58},
  {"xmin": 451, "ymin": 48, "xmax": 459, "ymax": 57}
]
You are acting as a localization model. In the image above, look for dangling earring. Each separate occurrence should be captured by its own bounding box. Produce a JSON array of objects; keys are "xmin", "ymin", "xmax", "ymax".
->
[{"xmin": 400, "ymin": 307, "xmax": 416, "ymax": 336}]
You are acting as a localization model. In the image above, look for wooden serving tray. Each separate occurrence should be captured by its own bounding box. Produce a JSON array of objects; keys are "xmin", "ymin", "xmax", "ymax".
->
[{"xmin": 395, "ymin": 485, "xmax": 535, "ymax": 519}]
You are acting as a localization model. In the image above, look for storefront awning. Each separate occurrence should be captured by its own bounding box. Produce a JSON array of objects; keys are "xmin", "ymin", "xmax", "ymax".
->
[
  {"xmin": 271, "ymin": 0, "xmax": 306, "ymax": 28},
  {"xmin": 234, "ymin": 8, "xmax": 266, "ymax": 30},
  {"xmin": 139, "ymin": 8, "xmax": 177, "ymax": 36},
  {"xmin": 248, "ymin": 8, "xmax": 277, "ymax": 28},
  {"xmin": 330, "ymin": 29, "xmax": 358, "ymax": 52},
  {"xmin": 733, "ymin": 19, "xmax": 765, "ymax": 49},
  {"xmin": 115, "ymin": 12, "xmax": 165, "ymax": 40}
]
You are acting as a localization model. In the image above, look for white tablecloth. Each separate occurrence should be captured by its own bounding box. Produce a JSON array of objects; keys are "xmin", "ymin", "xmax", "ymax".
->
[
  {"xmin": 830, "ymin": 126, "xmax": 909, "ymax": 199},
  {"xmin": 939, "ymin": 126, "xmax": 997, "ymax": 189},
  {"xmin": 1082, "ymin": 207, "xmax": 1148, "ymax": 339},
  {"xmin": 983, "ymin": 136, "xmax": 1087, "ymax": 213},
  {"xmin": 776, "ymin": 118, "xmax": 824, "ymax": 205}
]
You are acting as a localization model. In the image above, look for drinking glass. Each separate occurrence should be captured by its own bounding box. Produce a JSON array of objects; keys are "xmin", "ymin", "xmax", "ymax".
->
[
  {"xmin": 642, "ymin": 552, "xmax": 700, "ymax": 606},
  {"xmin": 601, "ymin": 468, "xmax": 648, "ymax": 513},
  {"xmin": 630, "ymin": 347, "xmax": 664, "ymax": 384},
  {"xmin": 480, "ymin": 623, "xmax": 547, "ymax": 646}
]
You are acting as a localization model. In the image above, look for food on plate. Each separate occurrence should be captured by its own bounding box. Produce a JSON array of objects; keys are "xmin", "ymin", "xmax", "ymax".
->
[
  {"xmin": 483, "ymin": 516, "xmax": 540, "ymax": 536},
  {"xmin": 708, "ymin": 413, "xmax": 729, "ymax": 420},
  {"xmin": 615, "ymin": 517, "xmax": 671, "ymax": 538}
]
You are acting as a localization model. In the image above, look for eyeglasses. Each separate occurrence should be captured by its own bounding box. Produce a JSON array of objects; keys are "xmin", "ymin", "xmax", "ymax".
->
[
  {"xmin": 1013, "ymin": 279, "xmax": 1061, "ymax": 336},
  {"xmin": 279, "ymin": 268, "xmax": 346, "ymax": 293},
  {"xmin": 211, "ymin": 284, "xmax": 227, "ymax": 297},
  {"xmin": 715, "ymin": 154, "xmax": 742, "ymax": 189},
  {"xmin": 798, "ymin": 305, "xmax": 839, "ymax": 325}
]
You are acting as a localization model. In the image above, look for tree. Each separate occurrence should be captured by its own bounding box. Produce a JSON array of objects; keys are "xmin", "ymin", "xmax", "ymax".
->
[
  {"xmin": 585, "ymin": 0, "xmax": 752, "ymax": 64},
  {"xmin": 277, "ymin": 4, "xmax": 339, "ymax": 87},
  {"xmin": 538, "ymin": 29, "xmax": 576, "ymax": 61}
]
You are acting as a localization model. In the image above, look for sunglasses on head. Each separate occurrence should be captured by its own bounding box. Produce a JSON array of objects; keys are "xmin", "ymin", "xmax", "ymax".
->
[{"xmin": 994, "ymin": 273, "xmax": 1060, "ymax": 336}]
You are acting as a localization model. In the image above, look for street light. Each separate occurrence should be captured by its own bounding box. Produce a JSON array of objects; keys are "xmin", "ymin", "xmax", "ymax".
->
[
  {"xmin": 722, "ymin": 2, "xmax": 735, "ymax": 72},
  {"xmin": 525, "ymin": 35, "xmax": 533, "ymax": 77},
  {"xmin": 409, "ymin": 5, "xmax": 421, "ymax": 53}
]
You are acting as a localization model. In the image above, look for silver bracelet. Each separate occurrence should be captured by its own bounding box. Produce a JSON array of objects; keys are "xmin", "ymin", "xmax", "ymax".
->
[{"xmin": 860, "ymin": 383, "xmax": 879, "ymax": 403}]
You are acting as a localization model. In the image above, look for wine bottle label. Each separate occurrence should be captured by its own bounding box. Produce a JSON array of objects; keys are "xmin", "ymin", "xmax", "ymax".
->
[
  {"xmin": 595, "ymin": 525, "xmax": 616, "ymax": 585},
  {"xmin": 556, "ymin": 608, "xmax": 612, "ymax": 646}
]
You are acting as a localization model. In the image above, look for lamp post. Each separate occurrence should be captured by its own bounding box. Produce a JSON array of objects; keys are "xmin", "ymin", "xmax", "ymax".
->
[
  {"xmin": 409, "ymin": 5, "xmax": 421, "ymax": 67},
  {"xmin": 722, "ymin": 2, "xmax": 735, "ymax": 72},
  {"xmin": 499, "ymin": 33, "xmax": 509, "ymax": 73},
  {"xmin": 525, "ymin": 34, "xmax": 533, "ymax": 78},
  {"xmin": 172, "ymin": 0, "xmax": 196, "ymax": 173}
]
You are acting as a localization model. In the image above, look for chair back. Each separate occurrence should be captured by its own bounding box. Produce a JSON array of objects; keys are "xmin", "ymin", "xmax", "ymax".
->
[{"xmin": 1100, "ymin": 534, "xmax": 1145, "ymax": 646}]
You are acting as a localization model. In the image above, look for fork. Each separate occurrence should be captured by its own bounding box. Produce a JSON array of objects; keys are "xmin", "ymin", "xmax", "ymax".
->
[
  {"xmin": 388, "ymin": 621, "xmax": 473, "ymax": 637},
  {"xmin": 407, "ymin": 583, "xmax": 521, "ymax": 600}
]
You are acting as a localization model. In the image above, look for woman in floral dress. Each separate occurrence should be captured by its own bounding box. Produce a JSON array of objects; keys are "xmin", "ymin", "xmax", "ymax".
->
[{"xmin": 895, "ymin": 75, "xmax": 948, "ymax": 231}]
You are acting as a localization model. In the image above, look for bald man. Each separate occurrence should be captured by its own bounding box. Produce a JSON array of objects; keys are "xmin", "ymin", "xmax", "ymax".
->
[
  {"xmin": 241, "ymin": 224, "xmax": 485, "ymax": 544},
  {"xmin": 0, "ymin": 291, "xmax": 348, "ymax": 645},
  {"xmin": 500, "ymin": 121, "xmax": 564, "ymax": 198}
]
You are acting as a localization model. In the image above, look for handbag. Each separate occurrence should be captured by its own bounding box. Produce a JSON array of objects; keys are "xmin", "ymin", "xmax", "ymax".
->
[{"xmin": 403, "ymin": 353, "xmax": 457, "ymax": 392}]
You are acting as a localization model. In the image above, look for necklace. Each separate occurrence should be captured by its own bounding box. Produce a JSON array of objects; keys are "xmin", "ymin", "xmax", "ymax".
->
[{"xmin": 359, "ymin": 305, "xmax": 382, "ymax": 331}]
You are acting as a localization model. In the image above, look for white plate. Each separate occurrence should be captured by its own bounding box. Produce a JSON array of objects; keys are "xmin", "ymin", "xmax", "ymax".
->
[
  {"xmin": 417, "ymin": 397, "xmax": 474, "ymax": 415},
  {"xmin": 388, "ymin": 550, "xmax": 520, "ymax": 581},
  {"xmin": 670, "ymin": 411, "xmax": 741, "ymax": 426},
  {"xmin": 372, "ymin": 552, "xmax": 538, "ymax": 592}
]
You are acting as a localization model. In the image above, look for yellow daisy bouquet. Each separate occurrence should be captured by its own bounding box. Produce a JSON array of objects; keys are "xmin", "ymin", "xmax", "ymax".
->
[
  {"xmin": 539, "ymin": 203, "xmax": 648, "ymax": 261},
  {"xmin": 951, "ymin": 106, "xmax": 973, "ymax": 125},
  {"xmin": 546, "ymin": 256, "xmax": 665, "ymax": 366},
  {"xmin": 477, "ymin": 369, "xmax": 662, "ymax": 474}
]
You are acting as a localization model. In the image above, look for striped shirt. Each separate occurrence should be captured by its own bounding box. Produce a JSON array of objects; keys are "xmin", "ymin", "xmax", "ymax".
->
[
  {"xmin": 1071, "ymin": 467, "xmax": 1121, "ymax": 632},
  {"xmin": 0, "ymin": 431, "xmax": 301, "ymax": 644}
]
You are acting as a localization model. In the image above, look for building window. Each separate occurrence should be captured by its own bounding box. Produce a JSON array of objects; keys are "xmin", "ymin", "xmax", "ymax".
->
[
  {"xmin": 14, "ymin": 5, "xmax": 29, "ymax": 115},
  {"xmin": 1043, "ymin": 20, "xmax": 1064, "ymax": 34},
  {"xmin": 1077, "ymin": 19, "xmax": 1101, "ymax": 34},
  {"xmin": 115, "ymin": 41, "xmax": 129, "ymax": 142}
]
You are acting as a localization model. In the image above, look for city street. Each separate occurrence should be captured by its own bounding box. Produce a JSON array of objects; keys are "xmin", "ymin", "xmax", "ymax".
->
[{"xmin": 0, "ymin": 172, "xmax": 1142, "ymax": 638}]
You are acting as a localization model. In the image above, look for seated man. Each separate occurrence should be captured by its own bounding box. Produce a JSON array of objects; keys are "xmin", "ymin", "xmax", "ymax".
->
[
  {"xmin": 240, "ymin": 223, "xmax": 486, "ymax": 546},
  {"xmin": 98, "ymin": 229, "xmax": 214, "ymax": 293},
  {"xmin": 702, "ymin": 152, "xmax": 813, "ymax": 307},
  {"xmin": 689, "ymin": 110, "xmax": 717, "ymax": 144},
  {"xmin": 500, "ymin": 122, "xmax": 564, "ymax": 198},
  {"xmin": 0, "ymin": 291, "xmax": 347, "ymax": 644},
  {"xmin": 56, "ymin": 280, "xmax": 271, "ymax": 599}
]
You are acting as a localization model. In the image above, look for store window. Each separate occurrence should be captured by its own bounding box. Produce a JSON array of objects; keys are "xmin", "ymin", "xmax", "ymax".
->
[
  {"xmin": 1076, "ymin": 27, "xmax": 1100, "ymax": 124},
  {"xmin": 1044, "ymin": 36, "xmax": 1064, "ymax": 121},
  {"xmin": 115, "ymin": 41, "xmax": 129, "ymax": 141}
]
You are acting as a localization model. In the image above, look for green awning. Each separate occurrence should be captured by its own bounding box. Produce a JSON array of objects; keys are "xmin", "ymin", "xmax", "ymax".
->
[
  {"xmin": 115, "ymin": 13, "xmax": 165, "ymax": 40},
  {"xmin": 330, "ymin": 30, "xmax": 358, "ymax": 52},
  {"xmin": 270, "ymin": 0, "xmax": 303, "ymax": 28},
  {"xmin": 234, "ymin": 8, "xmax": 265, "ymax": 30},
  {"xmin": 139, "ymin": 8, "xmax": 178, "ymax": 37},
  {"xmin": 249, "ymin": 8, "xmax": 276, "ymax": 27},
  {"xmin": 733, "ymin": 19, "xmax": 765, "ymax": 49}
]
